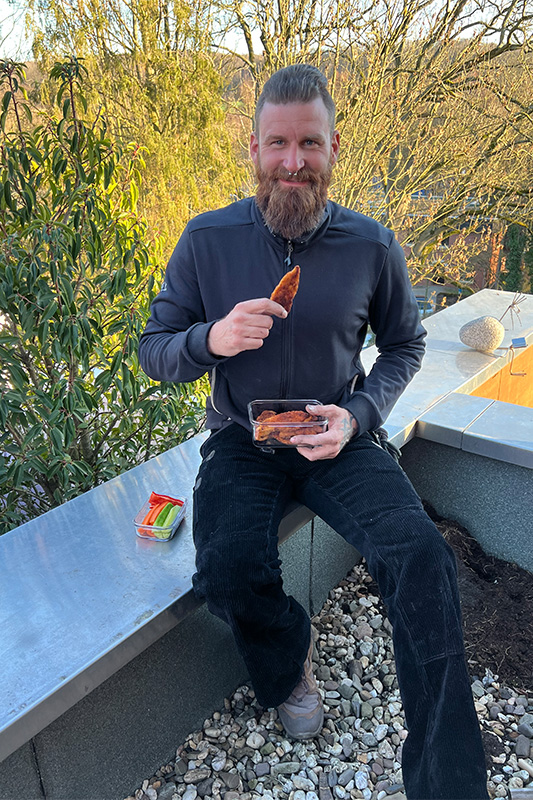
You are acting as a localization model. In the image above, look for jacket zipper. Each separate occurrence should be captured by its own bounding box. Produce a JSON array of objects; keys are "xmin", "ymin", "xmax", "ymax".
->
[
  {"xmin": 280, "ymin": 240, "xmax": 293, "ymax": 397},
  {"xmin": 212, "ymin": 241, "xmax": 294, "ymax": 416},
  {"xmin": 285, "ymin": 241, "xmax": 293, "ymax": 268}
]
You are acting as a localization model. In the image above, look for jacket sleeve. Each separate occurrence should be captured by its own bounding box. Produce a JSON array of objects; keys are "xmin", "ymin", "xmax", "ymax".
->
[
  {"xmin": 343, "ymin": 237, "xmax": 427, "ymax": 434},
  {"xmin": 138, "ymin": 227, "xmax": 225, "ymax": 383}
]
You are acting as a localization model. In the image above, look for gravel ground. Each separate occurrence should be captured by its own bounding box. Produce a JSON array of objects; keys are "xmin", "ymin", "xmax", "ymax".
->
[{"xmin": 125, "ymin": 561, "xmax": 533, "ymax": 800}]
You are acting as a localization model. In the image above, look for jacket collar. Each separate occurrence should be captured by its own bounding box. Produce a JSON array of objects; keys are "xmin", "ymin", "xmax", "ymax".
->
[{"xmin": 251, "ymin": 198, "xmax": 331, "ymax": 251}]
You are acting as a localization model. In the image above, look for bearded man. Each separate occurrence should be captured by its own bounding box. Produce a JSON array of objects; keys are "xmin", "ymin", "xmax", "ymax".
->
[{"xmin": 139, "ymin": 65, "xmax": 489, "ymax": 799}]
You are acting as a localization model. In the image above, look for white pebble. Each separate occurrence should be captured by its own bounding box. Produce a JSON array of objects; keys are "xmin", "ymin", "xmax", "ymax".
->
[
  {"xmin": 293, "ymin": 776, "xmax": 315, "ymax": 791},
  {"xmin": 355, "ymin": 771, "xmax": 369, "ymax": 789},
  {"xmin": 375, "ymin": 724, "xmax": 389, "ymax": 741},
  {"xmin": 246, "ymin": 731, "xmax": 266, "ymax": 749}
]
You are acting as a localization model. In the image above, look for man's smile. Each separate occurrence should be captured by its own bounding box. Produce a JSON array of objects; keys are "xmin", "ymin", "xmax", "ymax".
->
[{"xmin": 278, "ymin": 178, "xmax": 309, "ymax": 188}]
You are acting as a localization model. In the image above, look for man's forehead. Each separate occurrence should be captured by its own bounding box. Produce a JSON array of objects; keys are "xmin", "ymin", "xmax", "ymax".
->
[{"xmin": 257, "ymin": 98, "xmax": 331, "ymax": 133}]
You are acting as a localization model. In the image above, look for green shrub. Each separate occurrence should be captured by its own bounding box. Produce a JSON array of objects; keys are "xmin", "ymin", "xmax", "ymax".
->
[{"xmin": 0, "ymin": 58, "xmax": 207, "ymax": 534}]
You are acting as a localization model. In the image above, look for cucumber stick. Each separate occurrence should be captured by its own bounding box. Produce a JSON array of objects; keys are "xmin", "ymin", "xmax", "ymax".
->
[
  {"xmin": 164, "ymin": 504, "xmax": 181, "ymax": 526},
  {"xmin": 153, "ymin": 502, "xmax": 173, "ymax": 527}
]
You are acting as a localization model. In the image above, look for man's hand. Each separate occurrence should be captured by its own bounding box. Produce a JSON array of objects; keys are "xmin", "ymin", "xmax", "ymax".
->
[
  {"xmin": 207, "ymin": 298, "xmax": 287, "ymax": 358},
  {"xmin": 290, "ymin": 404, "xmax": 358, "ymax": 461}
]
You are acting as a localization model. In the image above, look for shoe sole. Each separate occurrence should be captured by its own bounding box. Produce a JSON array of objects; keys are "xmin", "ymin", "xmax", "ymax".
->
[
  {"xmin": 286, "ymin": 724, "xmax": 323, "ymax": 740},
  {"xmin": 279, "ymin": 707, "xmax": 324, "ymax": 741}
]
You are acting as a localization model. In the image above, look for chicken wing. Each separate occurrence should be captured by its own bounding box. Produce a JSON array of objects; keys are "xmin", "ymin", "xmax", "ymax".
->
[
  {"xmin": 255, "ymin": 409, "xmax": 323, "ymax": 445},
  {"xmin": 270, "ymin": 265, "xmax": 300, "ymax": 313}
]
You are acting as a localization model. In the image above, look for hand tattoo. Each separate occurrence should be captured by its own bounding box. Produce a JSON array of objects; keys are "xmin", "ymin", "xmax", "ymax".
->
[{"xmin": 339, "ymin": 414, "xmax": 357, "ymax": 450}]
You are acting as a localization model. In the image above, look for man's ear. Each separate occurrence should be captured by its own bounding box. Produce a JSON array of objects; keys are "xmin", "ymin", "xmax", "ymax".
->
[
  {"xmin": 250, "ymin": 131, "xmax": 259, "ymax": 165},
  {"xmin": 330, "ymin": 130, "xmax": 340, "ymax": 165}
]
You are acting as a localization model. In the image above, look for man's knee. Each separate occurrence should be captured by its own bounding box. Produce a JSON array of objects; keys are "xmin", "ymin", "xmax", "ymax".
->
[
  {"xmin": 393, "ymin": 505, "xmax": 454, "ymax": 556},
  {"xmin": 194, "ymin": 536, "xmax": 281, "ymax": 612}
]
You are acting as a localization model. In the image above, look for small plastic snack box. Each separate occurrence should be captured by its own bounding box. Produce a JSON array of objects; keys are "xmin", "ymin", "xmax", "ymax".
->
[
  {"xmin": 248, "ymin": 399, "xmax": 328, "ymax": 449},
  {"xmin": 134, "ymin": 496, "xmax": 187, "ymax": 541}
]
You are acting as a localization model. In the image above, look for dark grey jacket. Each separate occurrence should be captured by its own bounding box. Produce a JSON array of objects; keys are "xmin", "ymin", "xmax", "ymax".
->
[{"xmin": 138, "ymin": 198, "xmax": 426, "ymax": 435}]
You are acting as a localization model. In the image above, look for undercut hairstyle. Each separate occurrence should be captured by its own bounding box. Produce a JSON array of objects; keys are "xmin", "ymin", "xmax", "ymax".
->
[{"xmin": 255, "ymin": 64, "xmax": 336, "ymax": 135}]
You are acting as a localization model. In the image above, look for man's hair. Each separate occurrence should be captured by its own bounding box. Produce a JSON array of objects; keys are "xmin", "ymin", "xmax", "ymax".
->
[{"xmin": 254, "ymin": 64, "xmax": 336, "ymax": 134}]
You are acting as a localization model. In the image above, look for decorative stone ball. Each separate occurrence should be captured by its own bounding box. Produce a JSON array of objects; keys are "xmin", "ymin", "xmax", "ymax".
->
[{"xmin": 459, "ymin": 316, "xmax": 505, "ymax": 353}]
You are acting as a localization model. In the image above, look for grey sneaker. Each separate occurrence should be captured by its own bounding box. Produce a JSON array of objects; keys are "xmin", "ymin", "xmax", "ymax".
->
[{"xmin": 277, "ymin": 639, "xmax": 324, "ymax": 740}]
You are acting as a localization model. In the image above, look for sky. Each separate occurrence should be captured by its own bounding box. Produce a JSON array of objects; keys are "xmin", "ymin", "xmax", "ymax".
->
[{"xmin": 0, "ymin": 0, "xmax": 31, "ymax": 61}]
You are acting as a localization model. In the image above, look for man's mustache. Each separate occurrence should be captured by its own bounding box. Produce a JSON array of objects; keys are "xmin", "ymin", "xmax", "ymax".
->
[{"xmin": 270, "ymin": 167, "xmax": 319, "ymax": 183}]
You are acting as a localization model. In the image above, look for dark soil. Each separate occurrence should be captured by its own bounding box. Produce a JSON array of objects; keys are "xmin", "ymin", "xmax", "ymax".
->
[{"xmin": 424, "ymin": 504, "xmax": 533, "ymax": 693}]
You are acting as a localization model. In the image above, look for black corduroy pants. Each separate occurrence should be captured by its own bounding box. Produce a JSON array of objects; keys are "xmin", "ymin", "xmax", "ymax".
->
[{"xmin": 192, "ymin": 423, "xmax": 489, "ymax": 800}]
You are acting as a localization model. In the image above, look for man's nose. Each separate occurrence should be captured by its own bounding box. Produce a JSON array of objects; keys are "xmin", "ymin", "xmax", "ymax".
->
[{"xmin": 284, "ymin": 145, "xmax": 305, "ymax": 173}]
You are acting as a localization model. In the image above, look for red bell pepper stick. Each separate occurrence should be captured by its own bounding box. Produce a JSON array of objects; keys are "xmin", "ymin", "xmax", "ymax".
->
[{"xmin": 148, "ymin": 491, "xmax": 184, "ymax": 507}]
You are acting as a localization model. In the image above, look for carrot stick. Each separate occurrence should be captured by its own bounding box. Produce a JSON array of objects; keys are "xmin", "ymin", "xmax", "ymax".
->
[{"xmin": 141, "ymin": 501, "xmax": 167, "ymax": 526}]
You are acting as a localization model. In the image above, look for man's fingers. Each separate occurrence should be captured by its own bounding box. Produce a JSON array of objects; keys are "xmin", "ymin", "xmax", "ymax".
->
[
  {"xmin": 208, "ymin": 298, "xmax": 287, "ymax": 357},
  {"xmin": 238, "ymin": 298, "xmax": 288, "ymax": 319},
  {"xmin": 242, "ymin": 337, "xmax": 267, "ymax": 350},
  {"xmin": 244, "ymin": 323, "xmax": 272, "ymax": 339},
  {"xmin": 306, "ymin": 403, "xmax": 334, "ymax": 416},
  {"xmin": 250, "ymin": 314, "xmax": 274, "ymax": 331},
  {"xmin": 270, "ymin": 301, "xmax": 289, "ymax": 318},
  {"xmin": 296, "ymin": 443, "xmax": 338, "ymax": 461},
  {"xmin": 290, "ymin": 431, "xmax": 331, "ymax": 448}
]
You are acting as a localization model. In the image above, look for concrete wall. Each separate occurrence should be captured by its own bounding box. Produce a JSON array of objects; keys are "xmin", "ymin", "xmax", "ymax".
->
[
  {"xmin": 0, "ymin": 518, "xmax": 359, "ymax": 800},
  {"xmin": 400, "ymin": 437, "xmax": 533, "ymax": 574}
]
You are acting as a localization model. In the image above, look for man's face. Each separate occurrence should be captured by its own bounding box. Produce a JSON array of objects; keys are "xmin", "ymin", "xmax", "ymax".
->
[{"xmin": 250, "ymin": 98, "xmax": 340, "ymax": 240}]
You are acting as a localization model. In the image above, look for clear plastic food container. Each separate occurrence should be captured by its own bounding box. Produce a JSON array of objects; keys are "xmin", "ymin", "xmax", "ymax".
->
[
  {"xmin": 134, "ymin": 495, "xmax": 187, "ymax": 541},
  {"xmin": 248, "ymin": 399, "xmax": 328, "ymax": 449}
]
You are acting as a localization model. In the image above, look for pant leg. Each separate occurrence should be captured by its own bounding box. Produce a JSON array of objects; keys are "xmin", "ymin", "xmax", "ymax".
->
[
  {"xmin": 295, "ymin": 433, "xmax": 488, "ymax": 800},
  {"xmin": 191, "ymin": 424, "xmax": 311, "ymax": 708}
]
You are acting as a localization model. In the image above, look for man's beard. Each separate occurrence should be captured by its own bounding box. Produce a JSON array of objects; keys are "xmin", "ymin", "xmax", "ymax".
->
[{"xmin": 255, "ymin": 163, "xmax": 332, "ymax": 240}]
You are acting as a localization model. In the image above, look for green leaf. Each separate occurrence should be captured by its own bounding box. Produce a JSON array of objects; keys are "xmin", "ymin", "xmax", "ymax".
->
[
  {"xmin": 23, "ymin": 189, "xmax": 33, "ymax": 214},
  {"xmin": 64, "ymin": 415, "xmax": 76, "ymax": 444},
  {"xmin": 2, "ymin": 91, "xmax": 12, "ymax": 112},
  {"xmin": 50, "ymin": 427, "xmax": 64, "ymax": 451},
  {"xmin": 7, "ymin": 363, "xmax": 27, "ymax": 389},
  {"xmin": 109, "ymin": 350, "xmax": 123, "ymax": 375},
  {"xmin": 22, "ymin": 103, "xmax": 33, "ymax": 123},
  {"xmin": 37, "ymin": 319, "xmax": 49, "ymax": 346},
  {"xmin": 3, "ymin": 180, "xmax": 13, "ymax": 210},
  {"xmin": 40, "ymin": 300, "xmax": 59, "ymax": 326}
]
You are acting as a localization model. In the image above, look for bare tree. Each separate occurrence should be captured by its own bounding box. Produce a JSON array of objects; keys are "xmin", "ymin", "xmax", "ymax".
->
[
  {"xmin": 25, "ymin": 0, "xmax": 533, "ymax": 283},
  {"xmin": 217, "ymin": 0, "xmax": 533, "ymax": 288}
]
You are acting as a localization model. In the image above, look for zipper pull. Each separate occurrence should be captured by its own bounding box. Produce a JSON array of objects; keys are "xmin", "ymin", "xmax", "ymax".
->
[{"xmin": 284, "ymin": 241, "xmax": 293, "ymax": 267}]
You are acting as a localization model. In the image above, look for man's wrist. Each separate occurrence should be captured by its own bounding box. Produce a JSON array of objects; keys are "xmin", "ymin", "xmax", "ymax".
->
[
  {"xmin": 347, "ymin": 409, "xmax": 359, "ymax": 436},
  {"xmin": 337, "ymin": 408, "xmax": 358, "ymax": 450},
  {"xmin": 206, "ymin": 320, "xmax": 224, "ymax": 358}
]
